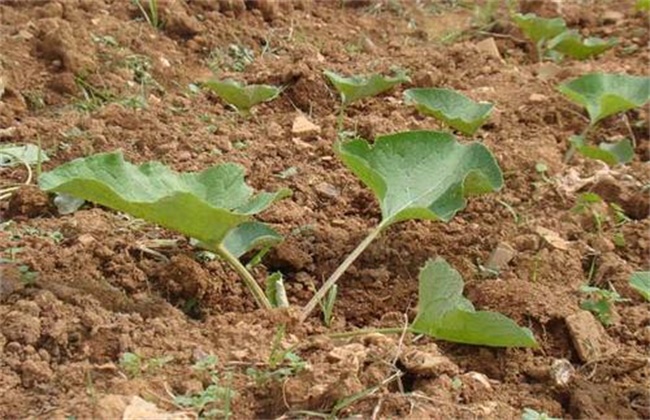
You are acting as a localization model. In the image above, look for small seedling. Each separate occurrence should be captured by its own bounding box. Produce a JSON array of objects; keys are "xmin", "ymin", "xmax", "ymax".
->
[
  {"xmin": 558, "ymin": 73, "xmax": 650, "ymax": 163},
  {"xmin": 39, "ymin": 152, "xmax": 290, "ymax": 310},
  {"xmin": 580, "ymin": 285, "xmax": 628, "ymax": 326},
  {"xmin": 202, "ymin": 79, "xmax": 281, "ymax": 116},
  {"xmin": 513, "ymin": 13, "xmax": 616, "ymax": 61},
  {"xmin": 324, "ymin": 69, "xmax": 410, "ymax": 132},
  {"xmin": 629, "ymin": 271, "xmax": 650, "ymax": 301},
  {"xmin": 569, "ymin": 136, "xmax": 634, "ymax": 166},
  {"xmin": 119, "ymin": 352, "xmax": 143, "ymax": 377},
  {"xmin": 403, "ymin": 88, "xmax": 494, "ymax": 136},
  {"xmin": 332, "ymin": 258, "xmax": 537, "ymax": 347},
  {"xmin": 571, "ymin": 192, "xmax": 606, "ymax": 232},
  {"xmin": 300, "ymin": 130, "xmax": 504, "ymax": 322}
]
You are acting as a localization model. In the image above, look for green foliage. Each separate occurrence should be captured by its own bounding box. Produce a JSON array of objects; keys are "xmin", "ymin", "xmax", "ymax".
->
[
  {"xmin": 0, "ymin": 144, "xmax": 49, "ymax": 167},
  {"xmin": 202, "ymin": 79, "xmax": 281, "ymax": 115},
  {"xmin": 174, "ymin": 355, "xmax": 234, "ymax": 418},
  {"xmin": 336, "ymin": 130, "xmax": 503, "ymax": 227},
  {"xmin": 637, "ymin": 0, "xmax": 650, "ymax": 11},
  {"xmin": 629, "ymin": 271, "xmax": 650, "ymax": 301},
  {"xmin": 301, "ymin": 131, "xmax": 504, "ymax": 322},
  {"xmin": 570, "ymin": 135, "xmax": 634, "ymax": 166},
  {"xmin": 39, "ymin": 152, "xmax": 288, "ymax": 249},
  {"xmin": 411, "ymin": 258, "xmax": 538, "ymax": 347},
  {"xmin": 513, "ymin": 13, "xmax": 615, "ymax": 61},
  {"xmin": 324, "ymin": 69, "xmax": 410, "ymax": 105},
  {"xmin": 133, "ymin": 0, "xmax": 161, "ymax": 29},
  {"xmin": 547, "ymin": 30, "xmax": 617, "ymax": 60},
  {"xmin": 558, "ymin": 73, "xmax": 650, "ymax": 125},
  {"xmin": 580, "ymin": 285, "xmax": 627, "ymax": 326},
  {"xmin": 39, "ymin": 152, "xmax": 289, "ymax": 310},
  {"xmin": 513, "ymin": 13, "xmax": 567, "ymax": 45},
  {"xmin": 119, "ymin": 352, "xmax": 173, "ymax": 378},
  {"xmin": 222, "ymin": 221, "xmax": 283, "ymax": 259},
  {"xmin": 403, "ymin": 88, "xmax": 494, "ymax": 135},
  {"xmin": 265, "ymin": 272, "xmax": 288, "ymax": 308}
]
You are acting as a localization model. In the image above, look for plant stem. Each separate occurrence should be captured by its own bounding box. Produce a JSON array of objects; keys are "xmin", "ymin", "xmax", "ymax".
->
[
  {"xmin": 299, "ymin": 224, "xmax": 384, "ymax": 323},
  {"xmin": 328, "ymin": 327, "xmax": 408, "ymax": 339},
  {"xmin": 564, "ymin": 124, "xmax": 592, "ymax": 163},
  {"xmin": 215, "ymin": 244, "xmax": 273, "ymax": 310},
  {"xmin": 336, "ymin": 103, "xmax": 346, "ymax": 135}
]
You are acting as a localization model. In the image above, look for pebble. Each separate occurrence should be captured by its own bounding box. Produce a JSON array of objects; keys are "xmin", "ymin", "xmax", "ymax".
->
[{"xmin": 315, "ymin": 182, "xmax": 339, "ymax": 199}]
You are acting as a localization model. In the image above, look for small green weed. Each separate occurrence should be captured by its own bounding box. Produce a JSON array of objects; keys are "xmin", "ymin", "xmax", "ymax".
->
[
  {"xmin": 579, "ymin": 285, "xmax": 628, "ymax": 326},
  {"xmin": 133, "ymin": 0, "xmax": 162, "ymax": 29}
]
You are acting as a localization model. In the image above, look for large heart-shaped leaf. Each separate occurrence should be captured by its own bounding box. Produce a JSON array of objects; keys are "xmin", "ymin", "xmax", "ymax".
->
[
  {"xmin": 513, "ymin": 13, "xmax": 567, "ymax": 44},
  {"xmin": 324, "ymin": 70, "xmax": 410, "ymax": 105},
  {"xmin": 202, "ymin": 79, "xmax": 280, "ymax": 114},
  {"xmin": 557, "ymin": 73, "xmax": 650, "ymax": 125},
  {"xmin": 335, "ymin": 131, "xmax": 503, "ymax": 227},
  {"xmin": 39, "ymin": 152, "xmax": 290, "ymax": 248},
  {"xmin": 411, "ymin": 258, "xmax": 538, "ymax": 347},
  {"xmin": 404, "ymin": 88, "xmax": 494, "ymax": 135},
  {"xmin": 547, "ymin": 31, "xmax": 617, "ymax": 60}
]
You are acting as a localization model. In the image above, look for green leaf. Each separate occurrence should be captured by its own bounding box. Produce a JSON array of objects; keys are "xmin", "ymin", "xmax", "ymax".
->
[
  {"xmin": 570, "ymin": 135, "xmax": 634, "ymax": 165},
  {"xmin": 324, "ymin": 70, "xmax": 410, "ymax": 105},
  {"xmin": 202, "ymin": 79, "xmax": 280, "ymax": 114},
  {"xmin": 403, "ymin": 88, "xmax": 494, "ymax": 135},
  {"xmin": 38, "ymin": 152, "xmax": 290, "ymax": 248},
  {"xmin": 0, "ymin": 144, "xmax": 49, "ymax": 167},
  {"xmin": 548, "ymin": 30, "xmax": 617, "ymax": 60},
  {"xmin": 265, "ymin": 272, "xmax": 288, "ymax": 308},
  {"xmin": 513, "ymin": 13, "xmax": 567, "ymax": 44},
  {"xmin": 411, "ymin": 258, "xmax": 538, "ymax": 347},
  {"xmin": 629, "ymin": 271, "xmax": 650, "ymax": 301},
  {"xmin": 637, "ymin": 0, "xmax": 650, "ymax": 11},
  {"xmin": 557, "ymin": 73, "xmax": 650, "ymax": 125},
  {"xmin": 335, "ymin": 130, "xmax": 503, "ymax": 227},
  {"xmin": 222, "ymin": 221, "xmax": 283, "ymax": 258}
]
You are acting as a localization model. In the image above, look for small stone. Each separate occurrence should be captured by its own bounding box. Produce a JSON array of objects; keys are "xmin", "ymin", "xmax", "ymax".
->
[
  {"xmin": 315, "ymin": 182, "xmax": 339, "ymax": 199},
  {"xmin": 565, "ymin": 310, "xmax": 617, "ymax": 363},
  {"xmin": 529, "ymin": 93, "xmax": 548, "ymax": 103},
  {"xmin": 292, "ymin": 114, "xmax": 321, "ymax": 137},
  {"xmin": 602, "ymin": 10, "xmax": 624, "ymax": 25},
  {"xmin": 361, "ymin": 36, "xmax": 378, "ymax": 54},
  {"xmin": 483, "ymin": 242, "xmax": 516, "ymax": 275},
  {"xmin": 475, "ymin": 37, "xmax": 502, "ymax": 61},
  {"xmin": 400, "ymin": 346, "xmax": 459, "ymax": 376},
  {"xmin": 77, "ymin": 233, "xmax": 96, "ymax": 246},
  {"xmin": 549, "ymin": 358, "xmax": 574, "ymax": 386},
  {"xmin": 535, "ymin": 226, "xmax": 570, "ymax": 251},
  {"xmin": 0, "ymin": 127, "xmax": 16, "ymax": 138}
]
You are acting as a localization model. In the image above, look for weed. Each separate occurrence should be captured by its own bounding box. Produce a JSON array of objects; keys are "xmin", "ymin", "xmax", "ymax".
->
[
  {"xmin": 133, "ymin": 0, "xmax": 162, "ymax": 29},
  {"xmin": 580, "ymin": 285, "xmax": 628, "ymax": 326}
]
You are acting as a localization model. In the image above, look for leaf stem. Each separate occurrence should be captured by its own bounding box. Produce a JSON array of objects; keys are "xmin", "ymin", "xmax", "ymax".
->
[
  {"xmin": 336, "ymin": 103, "xmax": 346, "ymax": 134},
  {"xmin": 564, "ymin": 124, "xmax": 592, "ymax": 163},
  {"xmin": 215, "ymin": 244, "xmax": 273, "ymax": 310},
  {"xmin": 299, "ymin": 224, "xmax": 384, "ymax": 323}
]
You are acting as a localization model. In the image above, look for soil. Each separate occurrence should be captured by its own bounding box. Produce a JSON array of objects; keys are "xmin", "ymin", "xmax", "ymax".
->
[{"xmin": 1, "ymin": 0, "xmax": 649, "ymax": 418}]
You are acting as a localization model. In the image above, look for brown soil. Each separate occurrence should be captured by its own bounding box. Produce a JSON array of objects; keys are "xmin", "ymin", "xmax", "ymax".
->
[{"xmin": 1, "ymin": 0, "xmax": 649, "ymax": 418}]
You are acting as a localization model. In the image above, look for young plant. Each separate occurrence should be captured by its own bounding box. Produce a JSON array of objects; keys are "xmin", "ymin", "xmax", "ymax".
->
[
  {"xmin": 568, "ymin": 136, "xmax": 634, "ymax": 166},
  {"xmin": 324, "ymin": 69, "xmax": 410, "ymax": 131},
  {"xmin": 580, "ymin": 285, "xmax": 627, "ymax": 326},
  {"xmin": 176, "ymin": 355, "xmax": 235, "ymax": 419},
  {"xmin": 202, "ymin": 79, "xmax": 281, "ymax": 116},
  {"xmin": 629, "ymin": 271, "xmax": 650, "ymax": 301},
  {"xmin": 333, "ymin": 258, "xmax": 537, "ymax": 347},
  {"xmin": 546, "ymin": 30, "xmax": 617, "ymax": 60},
  {"xmin": 39, "ymin": 152, "xmax": 290, "ymax": 310},
  {"xmin": 512, "ymin": 13, "xmax": 567, "ymax": 60},
  {"xmin": 403, "ymin": 88, "xmax": 494, "ymax": 136},
  {"xmin": 513, "ymin": 13, "xmax": 615, "ymax": 61},
  {"xmin": 558, "ymin": 73, "xmax": 650, "ymax": 163},
  {"xmin": 300, "ymin": 130, "xmax": 504, "ymax": 322}
]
